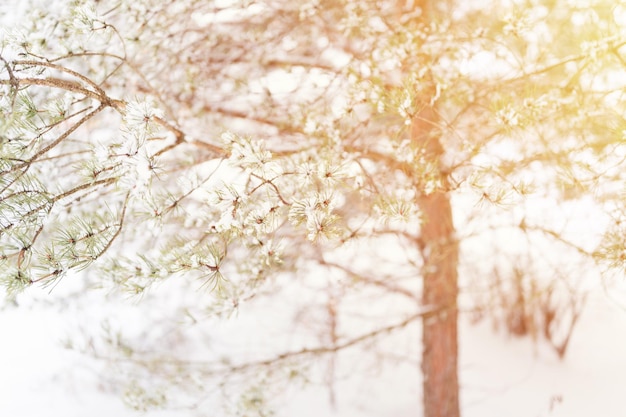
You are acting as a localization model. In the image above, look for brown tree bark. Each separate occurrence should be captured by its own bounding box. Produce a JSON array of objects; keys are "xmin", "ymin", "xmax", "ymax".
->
[
  {"xmin": 405, "ymin": 1, "xmax": 461, "ymax": 415},
  {"xmin": 413, "ymin": 102, "xmax": 460, "ymax": 417},
  {"xmin": 417, "ymin": 189, "xmax": 460, "ymax": 417}
]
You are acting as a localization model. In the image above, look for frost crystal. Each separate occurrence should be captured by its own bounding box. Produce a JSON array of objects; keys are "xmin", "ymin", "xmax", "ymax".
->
[{"xmin": 123, "ymin": 100, "xmax": 164, "ymax": 137}]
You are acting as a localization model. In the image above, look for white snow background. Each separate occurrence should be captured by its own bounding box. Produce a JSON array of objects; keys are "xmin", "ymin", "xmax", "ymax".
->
[
  {"xmin": 2, "ymin": 1, "xmax": 626, "ymax": 417},
  {"xmin": 2, "ymin": 260, "xmax": 626, "ymax": 417}
]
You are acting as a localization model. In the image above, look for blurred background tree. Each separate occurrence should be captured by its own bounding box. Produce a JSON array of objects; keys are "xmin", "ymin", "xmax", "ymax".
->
[{"xmin": 1, "ymin": 0, "xmax": 625, "ymax": 416}]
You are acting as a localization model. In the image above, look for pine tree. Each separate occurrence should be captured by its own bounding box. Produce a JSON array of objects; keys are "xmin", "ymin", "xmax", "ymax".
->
[{"xmin": 1, "ymin": 0, "xmax": 624, "ymax": 415}]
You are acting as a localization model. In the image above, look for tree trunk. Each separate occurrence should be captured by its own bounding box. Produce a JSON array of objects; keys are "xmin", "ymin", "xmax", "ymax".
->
[
  {"xmin": 417, "ymin": 190, "xmax": 459, "ymax": 417},
  {"xmin": 412, "ymin": 103, "xmax": 460, "ymax": 417},
  {"xmin": 411, "ymin": 81, "xmax": 460, "ymax": 417},
  {"xmin": 404, "ymin": 1, "xmax": 460, "ymax": 413}
]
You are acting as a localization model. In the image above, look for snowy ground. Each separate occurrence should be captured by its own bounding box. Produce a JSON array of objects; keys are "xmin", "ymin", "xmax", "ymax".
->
[
  {"xmin": 2, "ymin": 280, "xmax": 626, "ymax": 417},
  {"xmin": 463, "ymin": 288, "xmax": 626, "ymax": 417}
]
